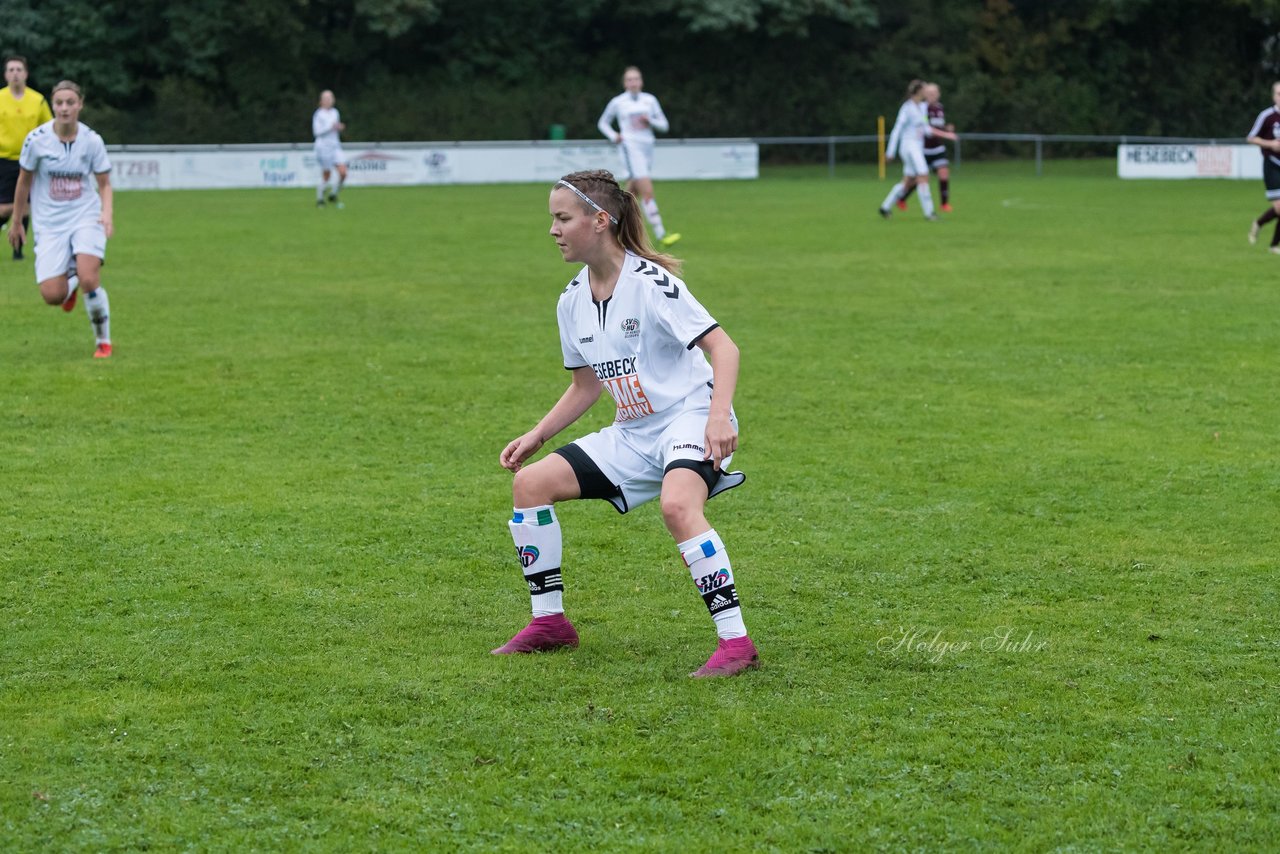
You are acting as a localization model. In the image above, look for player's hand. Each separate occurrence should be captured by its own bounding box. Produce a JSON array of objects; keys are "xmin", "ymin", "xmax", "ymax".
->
[
  {"xmin": 500, "ymin": 432, "xmax": 545, "ymax": 472},
  {"xmin": 6, "ymin": 221, "xmax": 23, "ymax": 250},
  {"xmin": 703, "ymin": 413, "xmax": 737, "ymax": 472},
  {"xmin": 637, "ymin": 115, "xmax": 650, "ymax": 129},
  {"xmin": 100, "ymin": 214, "xmax": 113, "ymax": 238},
  {"xmin": 335, "ymin": 122, "xmax": 346, "ymax": 131}
]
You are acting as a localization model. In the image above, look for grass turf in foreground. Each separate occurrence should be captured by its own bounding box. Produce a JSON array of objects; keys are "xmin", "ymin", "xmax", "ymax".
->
[{"xmin": 1, "ymin": 162, "xmax": 1277, "ymax": 849}]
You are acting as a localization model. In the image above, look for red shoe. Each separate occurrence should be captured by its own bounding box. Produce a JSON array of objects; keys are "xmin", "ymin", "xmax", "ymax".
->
[
  {"xmin": 93, "ymin": 342, "xmax": 112, "ymax": 359},
  {"xmin": 62, "ymin": 289, "xmax": 78, "ymax": 312},
  {"xmin": 895, "ymin": 199, "xmax": 908, "ymax": 212},
  {"xmin": 690, "ymin": 636, "xmax": 760, "ymax": 678},
  {"xmin": 941, "ymin": 203, "xmax": 953, "ymax": 213},
  {"xmin": 491, "ymin": 614, "xmax": 579, "ymax": 654}
]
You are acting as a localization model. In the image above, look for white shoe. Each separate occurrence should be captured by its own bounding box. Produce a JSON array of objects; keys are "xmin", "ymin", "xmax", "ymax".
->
[
  {"xmin": 1269, "ymin": 246, "xmax": 1280, "ymax": 255},
  {"xmin": 1249, "ymin": 222, "xmax": 1260, "ymax": 244}
]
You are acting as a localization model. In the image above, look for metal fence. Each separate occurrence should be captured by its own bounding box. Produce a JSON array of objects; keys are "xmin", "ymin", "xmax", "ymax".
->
[{"xmin": 750, "ymin": 133, "xmax": 1237, "ymax": 177}]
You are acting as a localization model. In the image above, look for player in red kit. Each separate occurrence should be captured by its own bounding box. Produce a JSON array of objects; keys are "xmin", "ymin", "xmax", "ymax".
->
[{"xmin": 1246, "ymin": 82, "xmax": 1280, "ymax": 253}]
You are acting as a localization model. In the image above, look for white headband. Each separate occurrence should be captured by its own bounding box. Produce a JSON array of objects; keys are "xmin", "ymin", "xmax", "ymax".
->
[{"xmin": 557, "ymin": 180, "xmax": 618, "ymax": 226}]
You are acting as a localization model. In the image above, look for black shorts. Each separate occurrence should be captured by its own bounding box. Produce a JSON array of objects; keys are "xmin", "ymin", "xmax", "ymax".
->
[
  {"xmin": 1265, "ymin": 158, "xmax": 1280, "ymax": 200},
  {"xmin": 925, "ymin": 149, "xmax": 950, "ymax": 168},
  {"xmin": 0, "ymin": 158, "xmax": 19, "ymax": 205}
]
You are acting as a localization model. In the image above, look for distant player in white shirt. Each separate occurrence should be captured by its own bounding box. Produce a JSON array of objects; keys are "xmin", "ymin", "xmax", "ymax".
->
[
  {"xmin": 597, "ymin": 67, "xmax": 681, "ymax": 247},
  {"xmin": 8, "ymin": 80, "xmax": 115, "ymax": 358},
  {"xmin": 494, "ymin": 169, "xmax": 758, "ymax": 678},
  {"xmin": 312, "ymin": 90, "xmax": 347, "ymax": 208},
  {"xmin": 878, "ymin": 79, "xmax": 956, "ymax": 221}
]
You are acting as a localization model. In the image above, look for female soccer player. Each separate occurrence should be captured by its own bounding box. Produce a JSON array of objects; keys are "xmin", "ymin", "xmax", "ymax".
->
[
  {"xmin": 879, "ymin": 79, "xmax": 957, "ymax": 221},
  {"xmin": 494, "ymin": 169, "xmax": 756, "ymax": 678},
  {"xmin": 1245, "ymin": 81, "xmax": 1280, "ymax": 252},
  {"xmin": 898, "ymin": 82, "xmax": 956, "ymax": 213},
  {"xmin": 1, "ymin": 55, "xmax": 52, "ymax": 260},
  {"xmin": 597, "ymin": 67, "xmax": 680, "ymax": 247},
  {"xmin": 312, "ymin": 90, "xmax": 347, "ymax": 208},
  {"xmin": 7, "ymin": 80, "xmax": 114, "ymax": 358}
]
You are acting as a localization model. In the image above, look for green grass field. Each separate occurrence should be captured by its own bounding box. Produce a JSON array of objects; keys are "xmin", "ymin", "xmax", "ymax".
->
[{"xmin": 2, "ymin": 161, "xmax": 1277, "ymax": 850}]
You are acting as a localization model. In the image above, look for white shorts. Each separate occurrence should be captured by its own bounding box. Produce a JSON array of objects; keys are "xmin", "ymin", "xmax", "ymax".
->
[
  {"xmin": 559, "ymin": 390, "xmax": 739, "ymax": 514},
  {"xmin": 34, "ymin": 221, "xmax": 106, "ymax": 284},
  {"xmin": 315, "ymin": 145, "xmax": 347, "ymax": 171},
  {"xmin": 617, "ymin": 140, "xmax": 654, "ymax": 181},
  {"xmin": 900, "ymin": 144, "xmax": 929, "ymax": 177}
]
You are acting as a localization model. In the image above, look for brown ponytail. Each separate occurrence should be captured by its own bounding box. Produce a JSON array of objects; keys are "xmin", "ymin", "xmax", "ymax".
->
[{"xmin": 556, "ymin": 170, "xmax": 682, "ymax": 275}]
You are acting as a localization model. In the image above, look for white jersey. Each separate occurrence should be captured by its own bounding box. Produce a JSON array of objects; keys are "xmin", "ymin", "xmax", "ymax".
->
[
  {"xmin": 558, "ymin": 252, "xmax": 717, "ymax": 424},
  {"xmin": 312, "ymin": 107, "xmax": 342, "ymax": 150},
  {"xmin": 597, "ymin": 92, "xmax": 669, "ymax": 144},
  {"xmin": 18, "ymin": 120, "xmax": 110, "ymax": 234},
  {"xmin": 885, "ymin": 99, "xmax": 929, "ymax": 158}
]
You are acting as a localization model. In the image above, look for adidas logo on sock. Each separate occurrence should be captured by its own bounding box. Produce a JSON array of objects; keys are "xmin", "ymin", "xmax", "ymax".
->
[{"xmin": 708, "ymin": 593, "xmax": 735, "ymax": 613}]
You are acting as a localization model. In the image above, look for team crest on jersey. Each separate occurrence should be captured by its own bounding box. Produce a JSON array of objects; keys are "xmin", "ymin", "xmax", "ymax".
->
[
  {"xmin": 622, "ymin": 318, "xmax": 640, "ymax": 338},
  {"xmin": 517, "ymin": 545, "xmax": 540, "ymax": 567}
]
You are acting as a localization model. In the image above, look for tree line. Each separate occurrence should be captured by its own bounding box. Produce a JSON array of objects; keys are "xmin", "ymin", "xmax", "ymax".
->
[{"xmin": 4, "ymin": 0, "xmax": 1279, "ymax": 147}]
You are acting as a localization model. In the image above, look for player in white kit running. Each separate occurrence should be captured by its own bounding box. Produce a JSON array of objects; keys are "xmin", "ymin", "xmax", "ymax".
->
[
  {"xmin": 494, "ymin": 169, "xmax": 758, "ymax": 678},
  {"xmin": 597, "ymin": 67, "xmax": 681, "ymax": 247},
  {"xmin": 7, "ymin": 80, "xmax": 114, "ymax": 358},
  {"xmin": 878, "ymin": 79, "xmax": 956, "ymax": 221},
  {"xmin": 312, "ymin": 90, "xmax": 347, "ymax": 208}
]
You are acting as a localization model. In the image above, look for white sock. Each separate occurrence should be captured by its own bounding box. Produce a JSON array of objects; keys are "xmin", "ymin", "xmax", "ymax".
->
[
  {"xmin": 918, "ymin": 184, "xmax": 935, "ymax": 217},
  {"xmin": 329, "ymin": 176, "xmax": 342, "ymax": 200},
  {"xmin": 678, "ymin": 529, "xmax": 746, "ymax": 640},
  {"xmin": 509, "ymin": 505, "xmax": 564, "ymax": 617},
  {"xmin": 65, "ymin": 275, "xmax": 79, "ymax": 304},
  {"xmin": 881, "ymin": 183, "xmax": 905, "ymax": 211},
  {"xmin": 316, "ymin": 180, "xmax": 326, "ymax": 201},
  {"xmin": 642, "ymin": 198, "xmax": 666, "ymax": 239},
  {"xmin": 83, "ymin": 286, "xmax": 110, "ymax": 344}
]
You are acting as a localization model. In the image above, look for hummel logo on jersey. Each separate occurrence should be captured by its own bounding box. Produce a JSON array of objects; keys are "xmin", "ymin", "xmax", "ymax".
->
[
  {"xmin": 579, "ymin": 335, "xmax": 594, "ymax": 344},
  {"xmin": 634, "ymin": 260, "xmax": 680, "ymax": 299}
]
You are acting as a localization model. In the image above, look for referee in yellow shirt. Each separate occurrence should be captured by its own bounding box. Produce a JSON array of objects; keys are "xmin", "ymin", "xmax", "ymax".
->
[{"xmin": 1, "ymin": 55, "xmax": 52, "ymax": 261}]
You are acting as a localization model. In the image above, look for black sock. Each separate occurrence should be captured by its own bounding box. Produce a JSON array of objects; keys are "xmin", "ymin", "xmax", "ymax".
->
[
  {"xmin": 900, "ymin": 183, "xmax": 916, "ymax": 201},
  {"xmin": 1271, "ymin": 219, "xmax": 1280, "ymax": 248},
  {"xmin": 940, "ymin": 179, "xmax": 950, "ymax": 204},
  {"xmin": 0, "ymin": 213, "xmax": 9, "ymax": 229},
  {"xmin": 1258, "ymin": 208, "xmax": 1278, "ymax": 227}
]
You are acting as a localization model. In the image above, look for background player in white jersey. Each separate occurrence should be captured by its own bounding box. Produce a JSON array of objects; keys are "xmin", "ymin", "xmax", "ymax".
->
[
  {"xmin": 898, "ymin": 82, "xmax": 955, "ymax": 213},
  {"xmin": 878, "ymin": 79, "xmax": 956, "ymax": 221},
  {"xmin": 494, "ymin": 169, "xmax": 757, "ymax": 678},
  {"xmin": 8, "ymin": 80, "xmax": 114, "ymax": 359},
  {"xmin": 312, "ymin": 90, "xmax": 347, "ymax": 208},
  {"xmin": 597, "ymin": 67, "xmax": 681, "ymax": 247}
]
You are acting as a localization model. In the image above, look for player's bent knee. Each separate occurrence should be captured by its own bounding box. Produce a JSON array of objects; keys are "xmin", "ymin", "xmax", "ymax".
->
[
  {"xmin": 512, "ymin": 456, "xmax": 580, "ymax": 507},
  {"xmin": 38, "ymin": 278, "xmax": 67, "ymax": 305}
]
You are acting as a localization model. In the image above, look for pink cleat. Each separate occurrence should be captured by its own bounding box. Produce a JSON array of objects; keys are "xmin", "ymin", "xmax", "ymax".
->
[
  {"xmin": 93, "ymin": 342, "xmax": 113, "ymax": 359},
  {"xmin": 896, "ymin": 199, "xmax": 908, "ymax": 212},
  {"xmin": 491, "ymin": 614, "xmax": 579, "ymax": 655},
  {"xmin": 690, "ymin": 636, "xmax": 760, "ymax": 678},
  {"xmin": 62, "ymin": 289, "xmax": 78, "ymax": 312}
]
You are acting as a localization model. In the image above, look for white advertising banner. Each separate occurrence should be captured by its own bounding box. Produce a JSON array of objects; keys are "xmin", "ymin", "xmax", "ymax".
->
[
  {"xmin": 108, "ymin": 140, "xmax": 759, "ymax": 191},
  {"xmin": 1117, "ymin": 144, "xmax": 1262, "ymax": 180}
]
